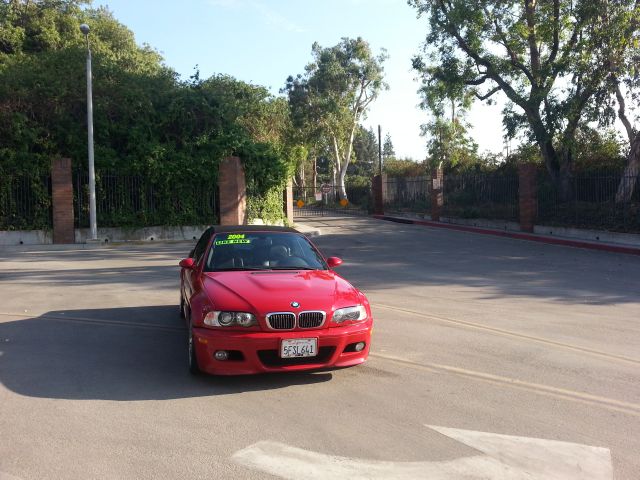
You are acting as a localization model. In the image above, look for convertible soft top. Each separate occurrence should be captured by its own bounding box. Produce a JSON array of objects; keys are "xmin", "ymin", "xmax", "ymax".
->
[{"xmin": 203, "ymin": 225, "xmax": 299, "ymax": 236}]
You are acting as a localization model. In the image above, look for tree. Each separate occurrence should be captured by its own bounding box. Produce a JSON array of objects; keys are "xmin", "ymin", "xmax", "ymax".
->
[
  {"xmin": 350, "ymin": 125, "xmax": 378, "ymax": 177},
  {"xmin": 283, "ymin": 73, "xmax": 326, "ymax": 191},
  {"xmin": 383, "ymin": 158, "xmax": 426, "ymax": 176},
  {"xmin": 422, "ymin": 116, "xmax": 479, "ymax": 172},
  {"xmin": 591, "ymin": 32, "xmax": 640, "ymax": 202},
  {"xmin": 382, "ymin": 133, "xmax": 395, "ymax": 159},
  {"xmin": 571, "ymin": 127, "xmax": 625, "ymax": 171},
  {"xmin": 413, "ymin": 48, "xmax": 478, "ymax": 171},
  {"xmin": 409, "ymin": 0, "xmax": 640, "ymax": 200},
  {"xmin": 611, "ymin": 79, "xmax": 640, "ymax": 202},
  {"xmin": 0, "ymin": 1, "xmax": 297, "ymax": 225},
  {"xmin": 0, "ymin": 1, "xmax": 175, "ymax": 175},
  {"xmin": 285, "ymin": 37, "xmax": 387, "ymax": 199}
]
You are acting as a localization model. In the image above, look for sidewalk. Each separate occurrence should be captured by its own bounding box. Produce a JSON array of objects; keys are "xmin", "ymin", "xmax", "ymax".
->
[
  {"xmin": 373, "ymin": 214, "xmax": 640, "ymax": 256},
  {"xmin": 0, "ymin": 225, "xmax": 321, "ymax": 254},
  {"xmin": 293, "ymin": 222, "xmax": 322, "ymax": 237}
]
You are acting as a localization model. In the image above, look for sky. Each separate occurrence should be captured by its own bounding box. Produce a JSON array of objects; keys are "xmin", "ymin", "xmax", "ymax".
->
[{"xmin": 96, "ymin": 0, "xmax": 507, "ymax": 160}]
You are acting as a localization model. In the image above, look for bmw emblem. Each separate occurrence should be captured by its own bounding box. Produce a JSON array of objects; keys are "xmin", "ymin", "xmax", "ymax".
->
[{"xmin": 290, "ymin": 301, "xmax": 300, "ymax": 308}]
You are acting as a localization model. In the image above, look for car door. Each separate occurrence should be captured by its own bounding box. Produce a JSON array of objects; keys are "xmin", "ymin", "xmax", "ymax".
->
[{"xmin": 183, "ymin": 231, "xmax": 211, "ymax": 308}]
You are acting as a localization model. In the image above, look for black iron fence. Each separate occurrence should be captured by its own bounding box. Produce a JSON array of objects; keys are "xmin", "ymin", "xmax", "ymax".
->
[
  {"xmin": 74, "ymin": 171, "xmax": 218, "ymax": 228},
  {"xmin": 3, "ymin": 168, "xmax": 639, "ymax": 234},
  {"xmin": 293, "ymin": 184, "xmax": 371, "ymax": 217},
  {"xmin": 383, "ymin": 169, "xmax": 639, "ymax": 233},
  {"xmin": 0, "ymin": 174, "xmax": 52, "ymax": 230},
  {"xmin": 384, "ymin": 176, "xmax": 431, "ymax": 215},
  {"xmin": 537, "ymin": 169, "xmax": 640, "ymax": 233},
  {"xmin": 442, "ymin": 173, "xmax": 519, "ymax": 221}
]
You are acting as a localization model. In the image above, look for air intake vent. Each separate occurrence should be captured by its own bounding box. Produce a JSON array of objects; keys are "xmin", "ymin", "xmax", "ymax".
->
[
  {"xmin": 266, "ymin": 312, "xmax": 295, "ymax": 330},
  {"xmin": 298, "ymin": 311, "xmax": 325, "ymax": 329}
]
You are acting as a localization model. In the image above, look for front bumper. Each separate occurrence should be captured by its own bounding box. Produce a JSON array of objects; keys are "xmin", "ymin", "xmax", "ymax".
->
[{"xmin": 192, "ymin": 321, "xmax": 372, "ymax": 375}]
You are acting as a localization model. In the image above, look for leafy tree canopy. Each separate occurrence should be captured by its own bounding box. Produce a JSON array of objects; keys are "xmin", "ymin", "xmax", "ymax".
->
[
  {"xmin": 285, "ymin": 37, "xmax": 387, "ymax": 198},
  {"xmin": 409, "ymin": 0, "xmax": 640, "ymax": 199},
  {"xmin": 349, "ymin": 125, "xmax": 378, "ymax": 177},
  {"xmin": 0, "ymin": 0, "xmax": 297, "ymax": 224},
  {"xmin": 383, "ymin": 158, "xmax": 426, "ymax": 177},
  {"xmin": 382, "ymin": 133, "xmax": 395, "ymax": 159}
]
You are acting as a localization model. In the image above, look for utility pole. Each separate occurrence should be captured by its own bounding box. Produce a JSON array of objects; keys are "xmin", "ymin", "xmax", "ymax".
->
[
  {"xmin": 80, "ymin": 23, "xmax": 97, "ymax": 240},
  {"xmin": 378, "ymin": 125, "xmax": 382, "ymax": 175}
]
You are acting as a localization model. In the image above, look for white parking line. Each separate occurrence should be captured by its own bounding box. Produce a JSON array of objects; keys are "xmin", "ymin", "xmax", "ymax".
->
[{"xmin": 232, "ymin": 425, "xmax": 612, "ymax": 479}]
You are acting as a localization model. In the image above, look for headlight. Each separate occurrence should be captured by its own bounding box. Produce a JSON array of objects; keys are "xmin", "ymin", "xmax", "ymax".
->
[
  {"xmin": 332, "ymin": 305, "xmax": 367, "ymax": 323},
  {"xmin": 204, "ymin": 311, "xmax": 257, "ymax": 327}
]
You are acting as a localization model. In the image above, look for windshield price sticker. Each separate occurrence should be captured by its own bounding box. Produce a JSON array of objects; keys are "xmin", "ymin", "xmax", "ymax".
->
[{"xmin": 215, "ymin": 234, "xmax": 251, "ymax": 245}]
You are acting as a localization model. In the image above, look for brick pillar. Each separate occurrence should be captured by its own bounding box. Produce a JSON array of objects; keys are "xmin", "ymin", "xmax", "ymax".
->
[
  {"xmin": 51, "ymin": 157, "xmax": 75, "ymax": 244},
  {"xmin": 218, "ymin": 156, "xmax": 247, "ymax": 225},
  {"xmin": 372, "ymin": 174, "xmax": 384, "ymax": 215},
  {"xmin": 518, "ymin": 163, "xmax": 537, "ymax": 233},
  {"xmin": 283, "ymin": 178, "xmax": 293, "ymax": 225},
  {"xmin": 430, "ymin": 167, "xmax": 443, "ymax": 221}
]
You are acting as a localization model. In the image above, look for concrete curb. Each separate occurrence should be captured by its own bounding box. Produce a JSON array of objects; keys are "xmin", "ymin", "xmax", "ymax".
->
[
  {"xmin": 0, "ymin": 239, "xmax": 198, "ymax": 253},
  {"xmin": 294, "ymin": 223, "xmax": 322, "ymax": 237},
  {"xmin": 1, "ymin": 227, "xmax": 319, "ymax": 253},
  {"xmin": 372, "ymin": 214, "xmax": 640, "ymax": 256},
  {"xmin": 0, "ymin": 242, "xmax": 108, "ymax": 253}
]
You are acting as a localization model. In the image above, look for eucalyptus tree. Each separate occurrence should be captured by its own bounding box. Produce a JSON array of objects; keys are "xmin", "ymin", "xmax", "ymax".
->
[
  {"xmin": 286, "ymin": 37, "xmax": 387, "ymax": 199},
  {"xmin": 409, "ymin": 0, "xmax": 640, "ymax": 200},
  {"xmin": 611, "ymin": 80, "xmax": 640, "ymax": 202},
  {"xmin": 591, "ymin": 24, "xmax": 640, "ymax": 202},
  {"xmin": 351, "ymin": 126, "xmax": 379, "ymax": 177},
  {"xmin": 413, "ymin": 52, "xmax": 478, "ymax": 170},
  {"xmin": 382, "ymin": 133, "xmax": 395, "ymax": 159},
  {"xmin": 284, "ymin": 72, "xmax": 325, "ymax": 190}
]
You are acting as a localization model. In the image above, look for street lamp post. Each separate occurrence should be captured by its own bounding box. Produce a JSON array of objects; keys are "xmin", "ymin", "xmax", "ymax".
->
[{"xmin": 80, "ymin": 23, "xmax": 97, "ymax": 240}]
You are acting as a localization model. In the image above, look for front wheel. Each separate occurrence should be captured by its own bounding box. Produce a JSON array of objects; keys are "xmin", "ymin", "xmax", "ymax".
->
[{"xmin": 188, "ymin": 317, "xmax": 200, "ymax": 375}]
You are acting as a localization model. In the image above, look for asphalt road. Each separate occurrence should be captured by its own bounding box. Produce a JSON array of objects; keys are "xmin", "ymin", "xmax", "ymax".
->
[{"xmin": 1, "ymin": 216, "xmax": 639, "ymax": 479}]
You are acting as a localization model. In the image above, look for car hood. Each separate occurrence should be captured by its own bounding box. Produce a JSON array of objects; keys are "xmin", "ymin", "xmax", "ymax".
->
[{"xmin": 202, "ymin": 269, "xmax": 362, "ymax": 316}]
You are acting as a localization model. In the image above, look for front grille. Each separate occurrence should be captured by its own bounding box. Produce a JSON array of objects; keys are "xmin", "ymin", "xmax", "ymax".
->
[
  {"xmin": 298, "ymin": 311, "xmax": 325, "ymax": 329},
  {"xmin": 257, "ymin": 347, "xmax": 336, "ymax": 367},
  {"xmin": 266, "ymin": 312, "xmax": 295, "ymax": 330}
]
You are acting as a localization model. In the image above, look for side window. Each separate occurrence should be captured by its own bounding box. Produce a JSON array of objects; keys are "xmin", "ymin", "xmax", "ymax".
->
[{"xmin": 192, "ymin": 232, "xmax": 211, "ymax": 263}]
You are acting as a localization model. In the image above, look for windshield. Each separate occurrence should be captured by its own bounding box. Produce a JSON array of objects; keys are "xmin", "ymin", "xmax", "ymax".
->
[{"xmin": 204, "ymin": 232, "xmax": 328, "ymax": 271}]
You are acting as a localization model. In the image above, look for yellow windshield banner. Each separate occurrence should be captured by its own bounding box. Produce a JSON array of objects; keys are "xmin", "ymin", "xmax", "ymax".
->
[
  {"xmin": 215, "ymin": 233, "xmax": 251, "ymax": 245},
  {"xmin": 215, "ymin": 239, "xmax": 251, "ymax": 245}
]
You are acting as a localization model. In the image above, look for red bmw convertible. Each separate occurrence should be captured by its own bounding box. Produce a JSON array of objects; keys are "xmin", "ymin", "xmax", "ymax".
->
[{"xmin": 179, "ymin": 225, "xmax": 372, "ymax": 375}]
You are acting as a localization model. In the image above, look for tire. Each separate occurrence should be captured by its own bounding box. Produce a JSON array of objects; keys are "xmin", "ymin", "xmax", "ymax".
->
[{"xmin": 188, "ymin": 316, "xmax": 201, "ymax": 375}]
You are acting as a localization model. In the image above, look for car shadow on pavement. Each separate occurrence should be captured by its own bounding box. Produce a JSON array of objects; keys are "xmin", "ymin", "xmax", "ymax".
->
[{"xmin": 0, "ymin": 305, "xmax": 332, "ymax": 401}]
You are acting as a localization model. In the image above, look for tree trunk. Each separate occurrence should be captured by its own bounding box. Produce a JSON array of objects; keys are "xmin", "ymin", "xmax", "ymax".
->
[
  {"xmin": 337, "ymin": 167, "xmax": 347, "ymax": 201},
  {"xmin": 557, "ymin": 150, "xmax": 574, "ymax": 203},
  {"xmin": 332, "ymin": 165, "xmax": 337, "ymax": 193},
  {"xmin": 335, "ymin": 123, "xmax": 358, "ymax": 201},
  {"xmin": 534, "ymin": 128, "xmax": 574, "ymax": 202},
  {"xmin": 298, "ymin": 162, "xmax": 305, "ymax": 190},
  {"xmin": 312, "ymin": 157, "xmax": 318, "ymax": 192},
  {"xmin": 616, "ymin": 132, "xmax": 640, "ymax": 203}
]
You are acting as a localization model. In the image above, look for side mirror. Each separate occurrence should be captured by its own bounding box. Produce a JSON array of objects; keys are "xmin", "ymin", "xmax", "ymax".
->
[
  {"xmin": 327, "ymin": 257, "xmax": 343, "ymax": 268},
  {"xmin": 179, "ymin": 258, "xmax": 196, "ymax": 269}
]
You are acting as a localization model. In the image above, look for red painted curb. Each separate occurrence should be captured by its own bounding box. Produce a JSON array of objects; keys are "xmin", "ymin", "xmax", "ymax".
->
[{"xmin": 372, "ymin": 214, "xmax": 640, "ymax": 256}]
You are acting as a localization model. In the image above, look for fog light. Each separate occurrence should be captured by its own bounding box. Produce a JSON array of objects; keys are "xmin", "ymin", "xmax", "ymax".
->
[
  {"xmin": 214, "ymin": 350, "xmax": 229, "ymax": 361},
  {"xmin": 354, "ymin": 342, "xmax": 366, "ymax": 352}
]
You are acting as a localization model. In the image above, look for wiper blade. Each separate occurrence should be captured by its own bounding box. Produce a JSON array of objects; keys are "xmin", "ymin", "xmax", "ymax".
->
[
  {"xmin": 211, "ymin": 267, "xmax": 271, "ymax": 271},
  {"xmin": 269, "ymin": 266, "xmax": 318, "ymax": 270}
]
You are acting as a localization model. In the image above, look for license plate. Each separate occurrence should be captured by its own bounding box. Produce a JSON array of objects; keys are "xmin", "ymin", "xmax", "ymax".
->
[{"xmin": 280, "ymin": 338, "xmax": 318, "ymax": 358}]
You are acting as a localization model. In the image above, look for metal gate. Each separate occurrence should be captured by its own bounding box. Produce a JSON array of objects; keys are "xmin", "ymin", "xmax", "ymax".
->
[{"xmin": 293, "ymin": 184, "xmax": 371, "ymax": 217}]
